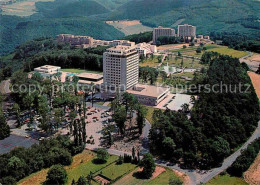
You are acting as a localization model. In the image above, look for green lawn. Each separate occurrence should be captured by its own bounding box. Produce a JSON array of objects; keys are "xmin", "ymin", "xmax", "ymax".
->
[
  {"xmin": 67, "ymin": 155, "xmax": 118, "ymax": 184},
  {"xmin": 61, "ymin": 68, "xmax": 102, "ymax": 74},
  {"xmin": 114, "ymin": 167, "xmax": 182, "ymax": 185},
  {"xmin": 165, "ymin": 56, "xmax": 204, "ymax": 69},
  {"xmin": 147, "ymin": 168, "xmax": 181, "ymax": 185},
  {"xmin": 98, "ymin": 162, "xmax": 137, "ymax": 180},
  {"xmin": 185, "ymin": 45, "xmax": 248, "ymax": 58},
  {"xmin": 206, "ymin": 174, "xmax": 248, "ymax": 185},
  {"xmin": 139, "ymin": 57, "xmax": 161, "ymax": 67}
]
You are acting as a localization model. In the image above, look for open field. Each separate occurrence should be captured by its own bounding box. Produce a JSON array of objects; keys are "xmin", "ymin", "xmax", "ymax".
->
[
  {"xmin": 100, "ymin": 162, "xmax": 136, "ymax": 180},
  {"xmin": 106, "ymin": 20, "xmax": 152, "ymax": 36},
  {"xmin": 114, "ymin": 167, "xmax": 181, "ymax": 185},
  {"xmin": 185, "ymin": 45, "xmax": 248, "ymax": 58},
  {"xmin": 206, "ymin": 174, "xmax": 248, "ymax": 185},
  {"xmin": 157, "ymin": 43, "xmax": 189, "ymax": 51},
  {"xmin": 244, "ymin": 153, "xmax": 260, "ymax": 185},
  {"xmin": 248, "ymin": 72, "xmax": 260, "ymax": 100},
  {"xmin": 1, "ymin": 0, "xmax": 54, "ymax": 16},
  {"xmin": 165, "ymin": 56, "xmax": 204, "ymax": 69},
  {"xmin": 145, "ymin": 106, "xmax": 158, "ymax": 124},
  {"xmin": 139, "ymin": 57, "xmax": 161, "ymax": 67},
  {"xmin": 18, "ymin": 150, "xmax": 125, "ymax": 185},
  {"xmin": 61, "ymin": 68, "xmax": 102, "ymax": 74}
]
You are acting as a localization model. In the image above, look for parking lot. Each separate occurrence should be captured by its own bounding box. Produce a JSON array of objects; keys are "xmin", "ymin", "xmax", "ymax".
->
[{"xmin": 0, "ymin": 134, "xmax": 38, "ymax": 154}]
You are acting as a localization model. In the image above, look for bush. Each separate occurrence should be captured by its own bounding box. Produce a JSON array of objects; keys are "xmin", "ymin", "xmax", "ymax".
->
[
  {"xmin": 46, "ymin": 164, "xmax": 68, "ymax": 185},
  {"xmin": 0, "ymin": 176, "xmax": 16, "ymax": 185},
  {"xmin": 77, "ymin": 176, "xmax": 87, "ymax": 185},
  {"xmin": 96, "ymin": 148, "xmax": 109, "ymax": 163},
  {"xmin": 139, "ymin": 153, "xmax": 155, "ymax": 179},
  {"xmin": 123, "ymin": 154, "xmax": 132, "ymax": 163}
]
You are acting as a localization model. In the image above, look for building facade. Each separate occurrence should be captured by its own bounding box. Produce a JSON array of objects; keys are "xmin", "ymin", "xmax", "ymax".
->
[
  {"xmin": 153, "ymin": 26, "xmax": 176, "ymax": 44},
  {"xmin": 135, "ymin": 43, "xmax": 157, "ymax": 57},
  {"xmin": 177, "ymin": 24, "xmax": 196, "ymax": 39},
  {"xmin": 102, "ymin": 45, "xmax": 139, "ymax": 97}
]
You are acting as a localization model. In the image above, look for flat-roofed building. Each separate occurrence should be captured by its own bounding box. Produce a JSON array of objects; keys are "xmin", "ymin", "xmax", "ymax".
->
[
  {"xmin": 153, "ymin": 26, "xmax": 176, "ymax": 44},
  {"xmin": 76, "ymin": 73, "xmax": 103, "ymax": 90},
  {"xmin": 102, "ymin": 45, "xmax": 139, "ymax": 98},
  {"xmin": 56, "ymin": 34, "xmax": 94, "ymax": 47},
  {"xmin": 126, "ymin": 84, "xmax": 170, "ymax": 106},
  {"xmin": 109, "ymin": 40, "xmax": 135, "ymax": 47},
  {"xmin": 177, "ymin": 24, "xmax": 196, "ymax": 39},
  {"xmin": 34, "ymin": 65, "xmax": 61, "ymax": 77},
  {"xmin": 135, "ymin": 42, "xmax": 157, "ymax": 57}
]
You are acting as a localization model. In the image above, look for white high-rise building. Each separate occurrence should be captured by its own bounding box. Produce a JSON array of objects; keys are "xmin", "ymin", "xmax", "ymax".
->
[
  {"xmin": 102, "ymin": 45, "xmax": 139, "ymax": 97},
  {"xmin": 177, "ymin": 24, "xmax": 196, "ymax": 39},
  {"xmin": 153, "ymin": 26, "xmax": 176, "ymax": 44}
]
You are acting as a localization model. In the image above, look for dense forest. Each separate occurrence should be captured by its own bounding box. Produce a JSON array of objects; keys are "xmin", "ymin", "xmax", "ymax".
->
[
  {"xmin": 0, "ymin": 136, "xmax": 82, "ymax": 185},
  {"xmin": 109, "ymin": 0, "xmax": 260, "ymax": 38},
  {"xmin": 1, "ymin": 0, "xmax": 260, "ymax": 55},
  {"xmin": 227, "ymin": 138, "xmax": 260, "ymax": 177},
  {"xmin": 0, "ymin": 38, "xmax": 107, "ymax": 82},
  {"xmin": 210, "ymin": 32, "xmax": 260, "ymax": 53},
  {"xmin": 149, "ymin": 53, "xmax": 260, "ymax": 169}
]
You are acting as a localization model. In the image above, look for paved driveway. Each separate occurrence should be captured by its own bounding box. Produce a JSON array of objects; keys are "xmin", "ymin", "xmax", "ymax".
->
[{"xmin": 0, "ymin": 134, "xmax": 38, "ymax": 154}]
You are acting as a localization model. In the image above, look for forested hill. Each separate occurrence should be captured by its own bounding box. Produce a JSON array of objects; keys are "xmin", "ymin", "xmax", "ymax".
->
[{"xmin": 109, "ymin": 0, "xmax": 260, "ymax": 38}]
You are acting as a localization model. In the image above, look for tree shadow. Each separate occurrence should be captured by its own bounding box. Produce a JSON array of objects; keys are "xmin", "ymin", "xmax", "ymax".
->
[
  {"xmin": 132, "ymin": 171, "xmax": 147, "ymax": 180},
  {"xmin": 92, "ymin": 158, "xmax": 106, "ymax": 165}
]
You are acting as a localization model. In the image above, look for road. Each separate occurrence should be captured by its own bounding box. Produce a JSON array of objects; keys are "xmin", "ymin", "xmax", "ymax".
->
[{"xmin": 104, "ymin": 119, "xmax": 260, "ymax": 185}]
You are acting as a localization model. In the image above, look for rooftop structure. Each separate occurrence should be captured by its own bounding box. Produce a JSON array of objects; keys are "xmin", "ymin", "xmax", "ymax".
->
[
  {"xmin": 109, "ymin": 40, "xmax": 135, "ymax": 47},
  {"xmin": 177, "ymin": 24, "xmax": 196, "ymax": 39},
  {"xmin": 135, "ymin": 42, "xmax": 157, "ymax": 57},
  {"xmin": 126, "ymin": 84, "xmax": 170, "ymax": 106},
  {"xmin": 153, "ymin": 26, "xmax": 176, "ymax": 44},
  {"xmin": 34, "ymin": 65, "xmax": 61, "ymax": 77}
]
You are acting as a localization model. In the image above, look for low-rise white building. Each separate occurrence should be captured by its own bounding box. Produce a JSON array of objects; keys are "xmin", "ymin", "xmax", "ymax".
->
[
  {"xmin": 34, "ymin": 65, "xmax": 61, "ymax": 77},
  {"xmin": 135, "ymin": 42, "xmax": 157, "ymax": 57},
  {"xmin": 126, "ymin": 84, "xmax": 170, "ymax": 106}
]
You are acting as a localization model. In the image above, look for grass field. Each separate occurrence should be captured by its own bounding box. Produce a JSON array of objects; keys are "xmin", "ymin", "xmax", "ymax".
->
[
  {"xmin": 18, "ymin": 150, "xmax": 138, "ymax": 185},
  {"xmin": 18, "ymin": 150, "xmax": 95, "ymax": 185},
  {"xmin": 114, "ymin": 167, "xmax": 181, "ymax": 185},
  {"xmin": 100, "ymin": 162, "xmax": 137, "ymax": 180},
  {"xmin": 185, "ymin": 45, "xmax": 248, "ymax": 58},
  {"xmin": 61, "ymin": 68, "xmax": 102, "ymax": 74},
  {"xmin": 139, "ymin": 57, "xmax": 161, "ymax": 67},
  {"xmin": 1, "ymin": 0, "xmax": 54, "ymax": 16},
  {"xmin": 106, "ymin": 20, "xmax": 152, "ymax": 36},
  {"xmin": 206, "ymin": 174, "xmax": 248, "ymax": 185},
  {"xmin": 165, "ymin": 56, "xmax": 204, "ymax": 69}
]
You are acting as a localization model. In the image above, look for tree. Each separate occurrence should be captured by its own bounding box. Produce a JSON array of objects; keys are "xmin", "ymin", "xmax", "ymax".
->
[
  {"xmin": 183, "ymin": 45, "xmax": 187, "ymax": 49},
  {"xmin": 178, "ymin": 52, "xmax": 181, "ymax": 56},
  {"xmin": 196, "ymin": 47, "xmax": 202, "ymax": 53},
  {"xmin": 112, "ymin": 105, "xmax": 127, "ymax": 135},
  {"xmin": 0, "ymin": 110, "xmax": 10, "ymax": 139},
  {"xmin": 162, "ymin": 137, "xmax": 176, "ymax": 158},
  {"xmin": 256, "ymin": 64, "xmax": 260, "ymax": 74},
  {"xmin": 77, "ymin": 176, "xmax": 87, "ymax": 185},
  {"xmin": 46, "ymin": 164, "xmax": 68, "ymax": 185},
  {"xmin": 136, "ymin": 104, "xmax": 147, "ymax": 135},
  {"xmin": 96, "ymin": 148, "xmax": 109, "ymax": 163},
  {"xmin": 54, "ymin": 108, "xmax": 64, "ymax": 130},
  {"xmin": 13, "ymin": 103, "xmax": 21, "ymax": 127},
  {"xmin": 139, "ymin": 153, "xmax": 155, "ymax": 179},
  {"xmin": 169, "ymin": 177, "xmax": 182, "ymax": 185}
]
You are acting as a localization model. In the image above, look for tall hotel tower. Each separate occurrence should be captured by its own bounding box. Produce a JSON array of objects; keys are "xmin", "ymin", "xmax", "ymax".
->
[{"xmin": 102, "ymin": 45, "xmax": 139, "ymax": 98}]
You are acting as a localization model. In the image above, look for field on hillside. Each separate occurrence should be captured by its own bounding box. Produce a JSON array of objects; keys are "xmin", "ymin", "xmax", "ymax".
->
[
  {"xmin": 244, "ymin": 153, "xmax": 260, "ymax": 185},
  {"xmin": 113, "ymin": 167, "xmax": 181, "ymax": 185},
  {"xmin": 1, "ymin": 0, "xmax": 54, "ymax": 16},
  {"xmin": 206, "ymin": 174, "xmax": 248, "ymax": 185},
  {"xmin": 248, "ymin": 72, "xmax": 260, "ymax": 100},
  {"xmin": 106, "ymin": 20, "xmax": 153, "ymax": 36},
  {"xmin": 18, "ymin": 150, "xmax": 138, "ymax": 185},
  {"xmin": 185, "ymin": 45, "xmax": 248, "ymax": 58}
]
